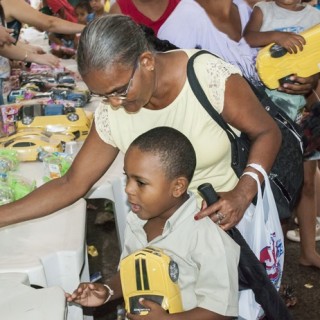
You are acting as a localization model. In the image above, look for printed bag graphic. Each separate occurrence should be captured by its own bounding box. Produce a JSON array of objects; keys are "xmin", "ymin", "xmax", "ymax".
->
[{"xmin": 237, "ymin": 164, "xmax": 284, "ymax": 319}]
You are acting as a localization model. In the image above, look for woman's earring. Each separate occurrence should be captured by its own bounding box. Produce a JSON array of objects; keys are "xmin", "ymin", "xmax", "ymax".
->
[{"xmin": 150, "ymin": 66, "xmax": 154, "ymax": 71}]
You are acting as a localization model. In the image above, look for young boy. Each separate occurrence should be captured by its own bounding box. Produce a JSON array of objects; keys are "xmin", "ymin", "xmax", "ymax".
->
[{"xmin": 66, "ymin": 127, "xmax": 240, "ymax": 319}]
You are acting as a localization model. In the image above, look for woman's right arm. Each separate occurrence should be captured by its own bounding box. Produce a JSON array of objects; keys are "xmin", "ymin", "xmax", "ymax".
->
[
  {"xmin": 0, "ymin": 122, "xmax": 119, "ymax": 228},
  {"xmin": 2, "ymin": 0, "xmax": 84, "ymax": 34}
]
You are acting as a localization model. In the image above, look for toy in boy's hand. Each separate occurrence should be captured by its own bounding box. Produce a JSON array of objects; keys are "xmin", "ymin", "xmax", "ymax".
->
[
  {"xmin": 120, "ymin": 247, "xmax": 183, "ymax": 315},
  {"xmin": 256, "ymin": 24, "xmax": 320, "ymax": 89}
]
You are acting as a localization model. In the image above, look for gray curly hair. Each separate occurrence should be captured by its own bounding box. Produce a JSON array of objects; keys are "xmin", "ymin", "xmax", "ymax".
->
[{"xmin": 77, "ymin": 14, "xmax": 151, "ymax": 76}]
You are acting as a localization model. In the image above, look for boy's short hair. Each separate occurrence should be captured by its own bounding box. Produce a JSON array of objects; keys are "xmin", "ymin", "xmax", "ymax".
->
[{"xmin": 130, "ymin": 127, "xmax": 196, "ymax": 182}]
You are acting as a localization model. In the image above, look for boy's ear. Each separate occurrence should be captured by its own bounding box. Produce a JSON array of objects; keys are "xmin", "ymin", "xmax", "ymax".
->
[{"xmin": 172, "ymin": 177, "xmax": 188, "ymax": 198}]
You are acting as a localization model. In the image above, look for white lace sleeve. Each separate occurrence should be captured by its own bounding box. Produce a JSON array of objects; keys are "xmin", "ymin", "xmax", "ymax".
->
[
  {"xmin": 94, "ymin": 103, "xmax": 117, "ymax": 147},
  {"xmin": 197, "ymin": 55, "xmax": 242, "ymax": 113}
]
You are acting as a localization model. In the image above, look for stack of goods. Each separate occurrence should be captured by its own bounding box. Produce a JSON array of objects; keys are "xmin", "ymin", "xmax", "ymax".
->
[
  {"xmin": 0, "ymin": 149, "xmax": 36, "ymax": 204},
  {"xmin": 0, "ymin": 63, "xmax": 92, "ymax": 162}
]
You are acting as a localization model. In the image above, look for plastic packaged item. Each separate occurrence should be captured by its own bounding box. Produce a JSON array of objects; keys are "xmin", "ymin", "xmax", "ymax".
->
[
  {"xmin": 42, "ymin": 152, "xmax": 72, "ymax": 182},
  {"xmin": 0, "ymin": 182, "xmax": 14, "ymax": 205},
  {"xmin": 0, "ymin": 150, "xmax": 19, "ymax": 170},
  {"xmin": 64, "ymin": 141, "xmax": 81, "ymax": 158},
  {"xmin": 43, "ymin": 155, "xmax": 62, "ymax": 180},
  {"xmin": 6, "ymin": 173, "xmax": 36, "ymax": 200},
  {"xmin": 0, "ymin": 151, "xmax": 19, "ymax": 181},
  {"xmin": 0, "ymin": 157, "xmax": 13, "ymax": 181}
]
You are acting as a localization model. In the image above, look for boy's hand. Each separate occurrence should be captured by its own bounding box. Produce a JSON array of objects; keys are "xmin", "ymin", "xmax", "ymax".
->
[
  {"xmin": 65, "ymin": 282, "xmax": 107, "ymax": 307},
  {"xmin": 273, "ymin": 31, "xmax": 306, "ymax": 54},
  {"xmin": 127, "ymin": 298, "xmax": 168, "ymax": 320}
]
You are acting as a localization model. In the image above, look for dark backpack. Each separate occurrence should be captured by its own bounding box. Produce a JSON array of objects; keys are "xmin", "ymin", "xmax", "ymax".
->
[{"xmin": 187, "ymin": 50, "xmax": 304, "ymax": 220}]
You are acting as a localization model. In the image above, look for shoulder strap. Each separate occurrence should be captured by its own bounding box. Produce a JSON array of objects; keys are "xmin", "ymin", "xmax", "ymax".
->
[{"xmin": 186, "ymin": 50, "xmax": 239, "ymax": 143}]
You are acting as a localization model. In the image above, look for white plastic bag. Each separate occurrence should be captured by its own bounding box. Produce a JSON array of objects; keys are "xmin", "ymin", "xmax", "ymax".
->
[{"xmin": 237, "ymin": 164, "xmax": 285, "ymax": 319}]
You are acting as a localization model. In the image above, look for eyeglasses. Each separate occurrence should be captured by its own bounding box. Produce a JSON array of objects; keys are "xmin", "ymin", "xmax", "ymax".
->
[{"xmin": 91, "ymin": 62, "xmax": 138, "ymax": 102}]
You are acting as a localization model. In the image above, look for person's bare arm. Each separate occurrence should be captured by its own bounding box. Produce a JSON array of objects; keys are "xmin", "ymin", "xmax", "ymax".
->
[
  {"xmin": 0, "ymin": 123, "xmax": 119, "ymax": 228},
  {"xmin": 195, "ymin": 74, "xmax": 281, "ymax": 230},
  {"xmin": 0, "ymin": 25, "xmax": 15, "ymax": 46},
  {"xmin": 305, "ymin": 78, "xmax": 320, "ymax": 110},
  {"xmin": 0, "ymin": 42, "xmax": 60, "ymax": 67},
  {"xmin": 244, "ymin": 6, "xmax": 305, "ymax": 52},
  {"xmin": 1, "ymin": 0, "xmax": 84, "ymax": 34},
  {"xmin": 16, "ymin": 41, "xmax": 45, "ymax": 54},
  {"xmin": 109, "ymin": 2, "xmax": 122, "ymax": 14}
]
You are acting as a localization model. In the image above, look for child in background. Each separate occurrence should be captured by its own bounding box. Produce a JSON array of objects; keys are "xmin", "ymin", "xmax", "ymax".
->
[
  {"xmin": 104, "ymin": 0, "xmax": 110, "ymax": 12},
  {"xmin": 46, "ymin": 0, "xmax": 78, "ymax": 57},
  {"xmin": 244, "ymin": 0, "xmax": 320, "ymax": 121},
  {"xmin": 244, "ymin": 0, "xmax": 320, "ymax": 270},
  {"xmin": 87, "ymin": 0, "xmax": 107, "ymax": 23},
  {"xmin": 66, "ymin": 126, "xmax": 240, "ymax": 319},
  {"xmin": 74, "ymin": 1, "xmax": 92, "ymax": 25}
]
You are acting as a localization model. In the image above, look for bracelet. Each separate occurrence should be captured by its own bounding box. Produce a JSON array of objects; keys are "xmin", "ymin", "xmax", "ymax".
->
[
  {"xmin": 240, "ymin": 171, "xmax": 258, "ymax": 181},
  {"xmin": 23, "ymin": 51, "xmax": 28, "ymax": 62},
  {"xmin": 103, "ymin": 284, "xmax": 114, "ymax": 304}
]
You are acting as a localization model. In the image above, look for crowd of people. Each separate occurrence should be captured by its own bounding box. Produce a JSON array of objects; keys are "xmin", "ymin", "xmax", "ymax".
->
[{"xmin": 0, "ymin": 0, "xmax": 319, "ymax": 319}]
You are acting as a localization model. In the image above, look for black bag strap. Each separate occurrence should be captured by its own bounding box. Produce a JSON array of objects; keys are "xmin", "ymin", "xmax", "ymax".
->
[
  {"xmin": 187, "ymin": 49, "xmax": 303, "ymax": 138},
  {"xmin": 187, "ymin": 50, "xmax": 240, "ymax": 144}
]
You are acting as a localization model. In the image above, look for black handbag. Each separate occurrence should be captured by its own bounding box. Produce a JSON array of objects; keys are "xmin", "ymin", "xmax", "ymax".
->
[{"xmin": 187, "ymin": 50, "xmax": 304, "ymax": 219}]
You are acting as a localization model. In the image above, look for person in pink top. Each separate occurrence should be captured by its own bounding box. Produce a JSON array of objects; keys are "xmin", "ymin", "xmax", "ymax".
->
[
  {"xmin": 46, "ymin": 0, "xmax": 78, "ymax": 22},
  {"xmin": 109, "ymin": 0, "xmax": 180, "ymax": 35}
]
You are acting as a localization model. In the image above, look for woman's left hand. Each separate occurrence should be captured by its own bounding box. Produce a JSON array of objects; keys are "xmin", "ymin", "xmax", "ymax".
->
[
  {"xmin": 126, "ymin": 298, "xmax": 168, "ymax": 320},
  {"xmin": 194, "ymin": 189, "xmax": 250, "ymax": 230},
  {"xmin": 278, "ymin": 74, "xmax": 319, "ymax": 95}
]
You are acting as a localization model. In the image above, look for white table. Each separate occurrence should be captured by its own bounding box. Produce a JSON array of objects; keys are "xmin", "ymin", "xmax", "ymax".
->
[
  {"xmin": 0, "ymin": 151, "xmax": 129, "ymax": 320},
  {"xmin": 0, "ymin": 198, "xmax": 87, "ymax": 320},
  {"xmin": 0, "ymin": 28, "xmax": 130, "ymax": 319},
  {"xmin": 0, "ymin": 273, "xmax": 66, "ymax": 320}
]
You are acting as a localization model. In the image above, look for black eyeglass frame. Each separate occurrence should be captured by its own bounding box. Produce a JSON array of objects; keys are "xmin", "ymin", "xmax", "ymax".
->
[{"xmin": 90, "ymin": 61, "xmax": 139, "ymax": 102}]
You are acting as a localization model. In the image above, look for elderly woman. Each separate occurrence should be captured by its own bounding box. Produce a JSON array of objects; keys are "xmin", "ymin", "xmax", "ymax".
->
[{"xmin": 0, "ymin": 14, "xmax": 280, "ymax": 232}]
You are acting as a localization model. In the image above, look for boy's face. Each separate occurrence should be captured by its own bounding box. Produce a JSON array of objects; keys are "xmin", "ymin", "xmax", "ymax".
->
[
  {"xmin": 124, "ymin": 146, "xmax": 181, "ymax": 221},
  {"xmin": 75, "ymin": 7, "xmax": 89, "ymax": 25},
  {"xmin": 89, "ymin": 0, "xmax": 105, "ymax": 12}
]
